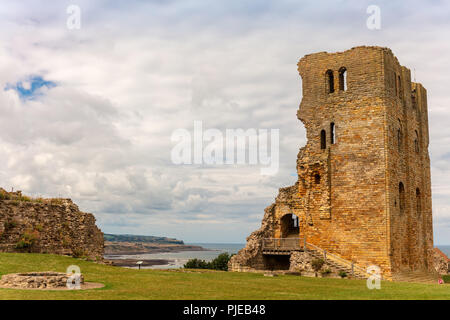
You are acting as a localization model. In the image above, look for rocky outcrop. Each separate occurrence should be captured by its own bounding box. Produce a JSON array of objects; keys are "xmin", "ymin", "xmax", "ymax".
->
[
  {"xmin": 0, "ymin": 188, "xmax": 104, "ymax": 260},
  {"xmin": 289, "ymin": 251, "xmax": 316, "ymax": 274},
  {"xmin": 228, "ymin": 204, "xmax": 276, "ymax": 271}
]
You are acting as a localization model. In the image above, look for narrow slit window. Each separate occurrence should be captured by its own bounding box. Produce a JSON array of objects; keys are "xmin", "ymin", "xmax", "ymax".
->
[
  {"xmin": 416, "ymin": 188, "xmax": 421, "ymax": 216},
  {"xmin": 339, "ymin": 67, "xmax": 347, "ymax": 91},
  {"xmin": 330, "ymin": 122, "xmax": 335, "ymax": 144},
  {"xmin": 394, "ymin": 72, "xmax": 397, "ymax": 95},
  {"xmin": 414, "ymin": 130, "xmax": 419, "ymax": 153},
  {"xmin": 314, "ymin": 174, "xmax": 321, "ymax": 184},
  {"xmin": 326, "ymin": 70, "xmax": 334, "ymax": 93},
  {"xmin": 320, "ymin": 130, "xmax": 326, "ymax": 149},
  {"xmin": 399, "ymin": 182, "xmax": 405, "ymax": 214}
]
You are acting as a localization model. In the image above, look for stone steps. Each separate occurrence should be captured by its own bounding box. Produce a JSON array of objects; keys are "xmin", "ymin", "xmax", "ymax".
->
[
  {"xmin": 392, "ymin": 271, "xmax": 441, "ymax": 284},
  {"xmin": 307, "ymin": 247, "xmax": 440, "ymax": 283},
  {"xmin": 263, "ymin": 240, "xmax": 441, "ymax": 283},
  {"xmin": 306, "ymin": 248, "xmax": 367, "ymax": 279}
]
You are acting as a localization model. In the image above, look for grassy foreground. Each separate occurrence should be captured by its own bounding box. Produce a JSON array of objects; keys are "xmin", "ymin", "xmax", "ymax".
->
[{"xmin": 0, "ymin": 253, "xmax": 449, "ymax": 300}]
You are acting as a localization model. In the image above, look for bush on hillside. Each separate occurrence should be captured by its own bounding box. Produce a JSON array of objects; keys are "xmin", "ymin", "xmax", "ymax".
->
[
  {"xmin": 3, "ymin": 220, "xmax": 18, "ymax": 232},
  {"xmin": 183, "ymin": 258, "xmax": 210, "ymax": 269},
  {"xmin": 210, "ymin": 253, "xmax": 232, "ymax": 271},
  {"xmin": 15, "ymin": 231, "xmax": 39, "ymax": 251},
  {"xmin": 311, "ymin": 258, "xmax": 325, "ymax": 277},
  {"xmin": 184, "ymin": 253, "xmax": 233, "ymax": 271},
  {"xmin": 443, "ymin": 275, "xmax": 450, "ymax": 284}
]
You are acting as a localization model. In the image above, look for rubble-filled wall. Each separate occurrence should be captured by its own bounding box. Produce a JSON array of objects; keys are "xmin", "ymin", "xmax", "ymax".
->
[
  {"xmin": 0, "ymin": 189, "xmax": 104, "ymax": 260},
  {"xmin": 433, "ymin": 248, "xmax": 449, "ymax": 275},
  {"xmin": 230, "ymin": 46, "xmax": 434, "ymax": 280}
]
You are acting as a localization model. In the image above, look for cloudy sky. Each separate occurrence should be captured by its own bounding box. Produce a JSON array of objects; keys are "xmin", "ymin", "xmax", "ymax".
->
[{"xmin": 0, "ymin": 0, "xmax": 449, "ymax": 244}]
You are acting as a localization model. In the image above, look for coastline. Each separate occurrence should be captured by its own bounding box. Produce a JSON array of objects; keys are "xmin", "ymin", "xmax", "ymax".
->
[
  {"xmin": 104, "ymin": 241, "xmax": 209, "ymax": 256},
  {"xmin": 105, "ymin": 243, "xmax": 245, "ymax": 269},
  {"xmin": 104, "ymin": 242, "xmax": 213, "ymax": 267},
  {"xmin": 105, "ymin": 258, "xmax": 171, "ymax": 267}
]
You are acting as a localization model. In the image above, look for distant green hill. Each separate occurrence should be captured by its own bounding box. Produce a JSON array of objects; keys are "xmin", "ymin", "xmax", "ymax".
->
[{"xmin": 104, "ymin": 234, "xmax": 184, "ymax": 245}]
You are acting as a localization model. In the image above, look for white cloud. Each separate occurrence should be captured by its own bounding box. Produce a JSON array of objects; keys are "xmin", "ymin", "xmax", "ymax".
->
[{"xmin": 0, "ymin": 0, "xmax": 449, "ymax": 243}]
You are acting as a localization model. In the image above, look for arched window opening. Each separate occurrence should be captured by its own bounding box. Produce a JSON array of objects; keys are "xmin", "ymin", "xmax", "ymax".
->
[
  {"xmin": 320, "ymin": 130, "xmax": 327, "ymax": 149},
  {"xmin": 326, "ymin": 70, "xmax": 334, "ymax": 93},
  {"xmin": 330, "ymin": 122, "xmax": 335, "ymax": 144},
  {"xmin": 339, "ymin": 67, "xmax": 347, "ymax": 91},
  {"xmin": 314, "ymin": 173, "xmax": 321, "ymax": 184},
  {"xmin": 280, "ymin": 214, "xmax": 299, "ymax": 238},
  {"xmin": 416, "ymin": 188, "xmax": 421, "ymax": 217},
  {"xmin": 399, "ymin": 182, "xmax": 405, "ymax": 214},
  {"xmin": 414, "ymin": 130, "xmax": 420, "ymax": 153}
]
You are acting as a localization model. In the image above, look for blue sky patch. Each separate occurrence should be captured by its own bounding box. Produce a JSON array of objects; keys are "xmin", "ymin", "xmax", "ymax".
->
[{"xmin": 5, "ymin": 76, "xmax": 56, "ymax": 100}]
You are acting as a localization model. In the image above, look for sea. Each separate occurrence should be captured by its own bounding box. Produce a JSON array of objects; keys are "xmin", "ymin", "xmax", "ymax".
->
[
  {"xmin": 106, "ymin": 243, "xmax": 246, "ymax": 269},
  {"xmin": 107, "ymin": 243, "xmax": 450, "ymax": 270}
]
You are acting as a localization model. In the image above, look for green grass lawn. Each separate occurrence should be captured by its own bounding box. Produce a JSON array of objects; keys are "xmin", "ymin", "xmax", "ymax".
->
[{"xmin": 0, "ymin": 253, "xmax": 449, "ymax": 300}]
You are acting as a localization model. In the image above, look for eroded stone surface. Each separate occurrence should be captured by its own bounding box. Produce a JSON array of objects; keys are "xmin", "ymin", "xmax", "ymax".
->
[
  {"xmin": 289, "ymin": 251, "xmax": 315, "ymax": 273},
  {"xmin": 0, "ymin": 189, "xmax": 104, "ymax": 260},
  {"xmin": 434, "ymin": 248, "xmax": 449, "ymax": 275},
  {"xmin": 0, "ymin": 272, "xmax": 84, "ymax": 289}
]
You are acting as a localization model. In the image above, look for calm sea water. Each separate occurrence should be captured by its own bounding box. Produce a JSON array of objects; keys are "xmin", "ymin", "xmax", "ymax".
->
[
  {"xmin": 107, "ymin": 243, "xmax": 449, "ymax": 269},
  {"xmin": 106, "ymin": 243, "xmax": 245, "ymax": 269}
]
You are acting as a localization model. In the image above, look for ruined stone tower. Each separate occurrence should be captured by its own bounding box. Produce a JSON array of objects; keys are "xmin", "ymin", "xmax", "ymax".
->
[{"xmin": 230, "ymin": 46, "xmax": 434, "ymax": 280}]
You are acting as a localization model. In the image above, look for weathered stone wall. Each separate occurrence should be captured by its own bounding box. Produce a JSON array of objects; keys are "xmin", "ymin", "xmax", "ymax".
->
[
  {"xmin": 295, "ymin": 46, "xmax": 391, "ymax": 276},
  {"xmin": 434, "ymin": 248, "xmax": 449, "ymax": 275},
  {"xmin": 0, "ymin": 190, "xmax": 104, "ymax": 260},
  {"xmin": 230, "ymin": 46, "xmax": 434, "ymax": 280},
  {"xmin": 383, "ymin": 51, "xmax": 434, "ymax": 274}
]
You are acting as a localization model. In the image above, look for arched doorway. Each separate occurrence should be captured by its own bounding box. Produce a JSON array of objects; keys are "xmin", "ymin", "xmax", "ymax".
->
[{"xmin": 280, "ymin": 213, "xmax": 299, "ymax": 238}]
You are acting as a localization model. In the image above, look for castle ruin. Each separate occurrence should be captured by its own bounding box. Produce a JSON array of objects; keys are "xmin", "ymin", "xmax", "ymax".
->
[
  {"xmin": 0, "ymin": 188, "xmax": 104, "ymax": 260},
  {"xmin": 230, "ymin": 46, "xmax": 436, "ymax": 281}
]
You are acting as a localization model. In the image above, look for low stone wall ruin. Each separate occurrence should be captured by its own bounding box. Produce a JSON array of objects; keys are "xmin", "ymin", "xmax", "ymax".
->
[{"xmin": 0, "ymin": 272, "xmax": 84, "ymax": 289}]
